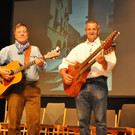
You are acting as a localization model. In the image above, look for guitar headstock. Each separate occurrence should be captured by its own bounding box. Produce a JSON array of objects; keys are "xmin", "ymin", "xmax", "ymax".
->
[
  {"xmin": 44, "ymin": 46, "xmax": 61, "ymax": 59},
  {"xmin": 102, "ymin": 30, "xmax": 120, "ymax": 50}
]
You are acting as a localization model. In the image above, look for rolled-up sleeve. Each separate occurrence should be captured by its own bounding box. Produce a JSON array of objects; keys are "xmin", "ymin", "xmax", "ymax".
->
[
  {"xmin": 104, "ymin": 51, "xmax": 117, "ymax": 72},
  {"xmin": 38, "ymin": 61, "xmax": 47, "ymax": 71}
]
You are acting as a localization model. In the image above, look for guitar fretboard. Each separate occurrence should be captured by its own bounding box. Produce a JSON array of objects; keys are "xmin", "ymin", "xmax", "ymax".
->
[{"xmin": 13, "ymin": 56, "xmax": 44, "ymax": 74}]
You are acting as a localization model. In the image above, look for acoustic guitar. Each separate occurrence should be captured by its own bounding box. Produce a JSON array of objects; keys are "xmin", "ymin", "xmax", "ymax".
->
[
  {"xmin": 0, "ymin": 47, "xmax": 60, "ymax": 98},
  {"xmin": 63, "ymin": 30, "xmax": 119, "ymax": 97}
]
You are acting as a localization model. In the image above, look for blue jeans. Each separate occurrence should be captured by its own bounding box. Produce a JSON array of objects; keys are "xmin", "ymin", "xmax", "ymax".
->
[{"xmin": 75, "ymin": 76, "xmax": 108, "ymax": 135}]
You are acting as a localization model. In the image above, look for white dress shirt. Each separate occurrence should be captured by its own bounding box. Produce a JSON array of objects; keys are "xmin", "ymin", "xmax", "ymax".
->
[{"xmin": 59, "ymin": 37, "xmax": 116, "ymax": 78}]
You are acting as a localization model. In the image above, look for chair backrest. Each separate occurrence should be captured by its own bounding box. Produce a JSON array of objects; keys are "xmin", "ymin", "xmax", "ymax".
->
[
  {"xmin": 43, "ymin": 103, "xmax": 65, "ymax": 125},
  {"xmin": 3, "ymin": 100, "xmax": 8, "ymax": 123},
  {"xmin": 118, "ymin": 104, "xmax": 135, "ymax": 128},
  {"xmin": 107, "ymin": 110, "xmax": 116, "ymax": 127},
  {"xmin": 21, "ymin": 108, "xmax": 26, "ymax": 124},
  {"xmin": 64, "ymin": 108, "xmax": 79, "ymax": 126},
  {"xmin": 20, "ymin": 107, "xmax": 45, "ymax": 125},
  {"xmin": 90, "ymin": 110, "xmax": 116, "ymax": 127},
  {"xmin": 90, "ymin": 110, "xmax": 95, "ymax": 126}
]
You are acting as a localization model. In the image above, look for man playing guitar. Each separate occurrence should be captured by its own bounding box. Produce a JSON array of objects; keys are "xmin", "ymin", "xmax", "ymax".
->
[
  {"xmin": 59, "ymin": 20, "xmax": 117, "ymax": 135},
  {"xmin": 0, "ymin": 23, "xmax": 47, "ymax": 135}
]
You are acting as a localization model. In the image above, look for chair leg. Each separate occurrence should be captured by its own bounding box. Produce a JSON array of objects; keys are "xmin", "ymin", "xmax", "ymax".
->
[{"xmin": 57, "ymin": 126, "xmax": 60, "ymax": 135}]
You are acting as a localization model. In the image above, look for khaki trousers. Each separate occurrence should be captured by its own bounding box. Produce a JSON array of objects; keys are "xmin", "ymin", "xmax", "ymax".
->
[{"xmin": 7, "ymin": 82, "xmax": 41, "ymax": 135}]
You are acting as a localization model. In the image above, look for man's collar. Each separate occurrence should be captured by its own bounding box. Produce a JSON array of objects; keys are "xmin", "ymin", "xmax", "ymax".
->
[{"xmin": 86, "ymin": 37, "xmax": 100, "ymax": 44}]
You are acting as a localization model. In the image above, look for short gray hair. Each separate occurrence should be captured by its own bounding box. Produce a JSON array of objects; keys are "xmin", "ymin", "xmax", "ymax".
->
[{"xmin": 85, "ymin": 20, "xmax": 100, "ymax": 30}]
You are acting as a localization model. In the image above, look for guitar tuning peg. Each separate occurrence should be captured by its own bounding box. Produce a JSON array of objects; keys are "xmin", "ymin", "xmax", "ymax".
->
[
  {"xmin": 56, "ymin": 46, "xmax": 60, "ymax": 52},
  {"xmin": 112, "ymin": 43, "xmax": 116, "ymax": 47}
]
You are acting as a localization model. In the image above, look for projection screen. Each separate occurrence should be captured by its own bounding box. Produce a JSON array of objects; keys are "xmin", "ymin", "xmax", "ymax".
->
[{"xmin": 12, "ymin": 0, "xmax": 135, "ymax": 97}]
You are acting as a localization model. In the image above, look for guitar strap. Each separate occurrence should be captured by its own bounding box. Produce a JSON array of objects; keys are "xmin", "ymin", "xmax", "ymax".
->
[{"xmin": 24, "ymin": 45, "xmax": 31, "ymax": 66}]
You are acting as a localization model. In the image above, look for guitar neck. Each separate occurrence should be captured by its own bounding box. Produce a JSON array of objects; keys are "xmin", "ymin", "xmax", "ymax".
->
[
  {"xmin": 80, "ymin": 45, "xmax": 103, "ymax": 69},
  {"xmin": 14, "ymin": 56, "xmax": 44, "ymax": 74},
  {"xmin": 79, "ymin": 58, "xmax": 96, "ymax": 77},
  {"xmin": 79, "ymin": 46, "xmax": 115, "ymax": 77},
  {"xmin": 12, "ymin": 48, "xmax": 60, "ymax": 74}
]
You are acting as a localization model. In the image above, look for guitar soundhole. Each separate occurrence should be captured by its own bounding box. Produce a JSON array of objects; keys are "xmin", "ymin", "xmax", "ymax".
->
[{"xmin": 4, "ymin": 77, "xmax": 15, "ymax": 86}]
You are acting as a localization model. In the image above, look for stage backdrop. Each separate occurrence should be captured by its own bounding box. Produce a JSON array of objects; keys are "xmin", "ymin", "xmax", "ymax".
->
[{"xmin": 11, "ymin": 0, "xmax": 135, "ymax": 97}]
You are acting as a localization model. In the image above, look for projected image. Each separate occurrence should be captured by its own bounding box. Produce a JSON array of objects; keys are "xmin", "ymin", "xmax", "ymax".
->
[{"xmin": 13, "ymin": 0, "xmax": 115, "ymax": 96}]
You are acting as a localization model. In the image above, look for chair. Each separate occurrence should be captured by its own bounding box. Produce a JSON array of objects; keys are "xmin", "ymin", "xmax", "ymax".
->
[
  {"xmin": 107, "ymin": 104, "xmax": 135, "ymax": 135},
  {"xmin": 107, "ymin": 110, "xmax": 117, "ymax": 135},
  {"xmin": 90, "ymin": 110, "xmax": 96, "ymax": 135},
  {"xmin": 0, "ymin": 101, "xmax": 8, "ymax": 135},
  {"xmin": 90, "ymin": 110, "xmax": 117, "ymax": 135},
  {"xmin": 20, "ymin": 107, "xmax": 46, "ymax": 135},
  {"xmin": 20, "ymin": 108, "xmax": 27, "ymax": 135},
  {"xmin": 0, "ymin": 107, "xmax": 45, "ymax": 135},
  {"xmin": 40, "ymin": 102, "xmax": 65, "ymax": 135},
  {"xmin": 0, "ymin": 107, "xmax": 27, "ymax": 135},
  {"xmin": 63, "ymin": 108, "xmax": 96, "ymax": 135},
  {"xmin": 107, "ymin": 110, "xmax": 117, "ymax": 127},
  {"xmin": 63, "ymin": 108, "xmax": 79, "ymax": 135}
]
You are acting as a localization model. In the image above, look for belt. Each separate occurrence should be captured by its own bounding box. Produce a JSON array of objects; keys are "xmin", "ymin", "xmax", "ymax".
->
[
  {"xmin": 24, "ymin": 81, "xmax": 38, "ymax": 85},
  {"xmin": 86, "ymin": 76, "xmax": 107, "ymax": 82}
]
